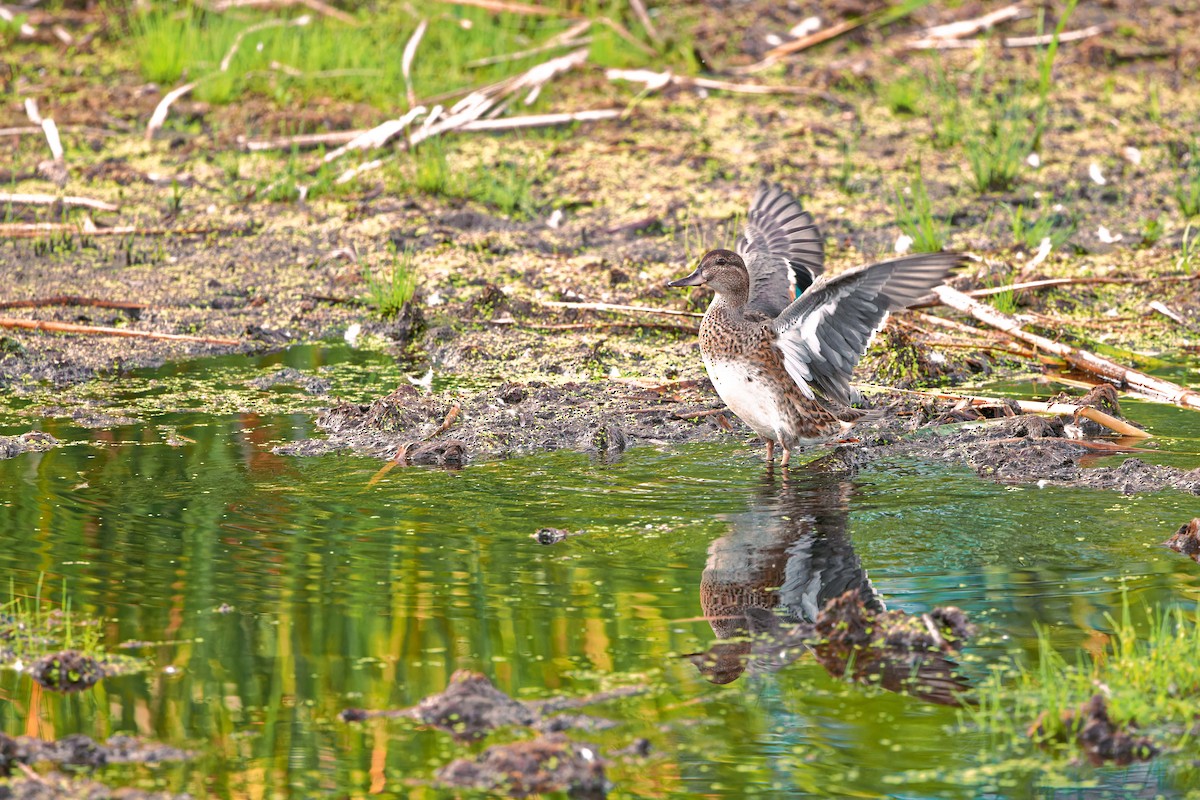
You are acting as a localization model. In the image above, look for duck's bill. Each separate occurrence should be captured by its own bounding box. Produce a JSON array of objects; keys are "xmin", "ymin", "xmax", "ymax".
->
[{"xmin": 667, "ymin": 267, "xmax": 705, "ymax": 287}]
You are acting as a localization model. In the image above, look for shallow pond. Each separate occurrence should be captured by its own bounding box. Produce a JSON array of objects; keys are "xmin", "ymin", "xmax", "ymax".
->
[{"xmin": 2, "ymin": 348, "xmax": 1199, "ymax": 798}]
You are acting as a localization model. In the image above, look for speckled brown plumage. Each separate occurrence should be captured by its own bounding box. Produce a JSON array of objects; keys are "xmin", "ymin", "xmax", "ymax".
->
[{"xmin": 698, "ymin": 294, "xmax": 851, "ymax": 450}]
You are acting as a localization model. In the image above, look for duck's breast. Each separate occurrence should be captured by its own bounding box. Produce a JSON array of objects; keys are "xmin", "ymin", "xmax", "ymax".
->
[{"xmin": 702, "ymin": 352, "xmax": 788, "ymax": 442}]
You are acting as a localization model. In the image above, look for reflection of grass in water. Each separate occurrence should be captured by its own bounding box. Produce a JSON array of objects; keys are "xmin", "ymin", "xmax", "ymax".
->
[
  {"xmin": 964, "ymin": 593, "xmax": 1198, "ymax": 773},
  {"xmin": 2, "ymin": 577, "xmax": 107, "ymax": 663}
]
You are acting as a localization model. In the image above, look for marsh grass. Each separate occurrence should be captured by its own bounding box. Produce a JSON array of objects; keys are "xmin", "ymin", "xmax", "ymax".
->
[
  {"xmin": 1007, "ymin": 203, "xmax": 1075, "ymax": 250},
  {"xmin": 362, "ymin": 245, "xmax": 417, "ymax": 318},
  {"xmin": 1, "ymin": 577, "xmax": 105, "ymax": 663},
  {"xmin": 963, "ymin": 95, "xmax": 1035, "ymax": 193},
  {"xmin": 471, "ymin": 161, "xmax": 538, "ymax": 219},
  {"xmin": 928, "ymin": 63, "xmax": 966, "ymax": 150},
  {"xmin": 1173, "ymin": 144, "xmax": 1200, "ymax": 218},
  {"xmin": 967, "ymin": 595, "xmax": 1200, "ymax": 764},
  {"xmin": 129, "ymin": 3, "xmax": 672, "ymax": 111},
  {"xmin": 255, "ymin": 146, "xmax": 340, "ymax": 202},
  {"xmin": 1179, "ymin": 223, "xmax": 1197, "ymax": 272},
  {"xmin": 957, "ymin": 1, "xmax": 1075, "ymax": 193},
  {"xmin": 1138, "ymin": 215, "xmax": 1164, "ymax": 248},
  {"xmin": 892, "ymin": 174, "xmax": 946, "ymax": 253},
  {"xmin": 882, "ymin": 75, "xmax": 923, "ymax": 117}
]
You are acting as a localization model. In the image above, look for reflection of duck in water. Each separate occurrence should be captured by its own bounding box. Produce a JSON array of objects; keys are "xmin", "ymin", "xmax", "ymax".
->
[{"xmin": 689, "ymin": 469, "xmax": 971, "ymax": 705}]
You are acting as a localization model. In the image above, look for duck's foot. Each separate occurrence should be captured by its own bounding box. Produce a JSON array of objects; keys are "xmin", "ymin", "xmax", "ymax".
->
[
  {"xmin": 780, "ymin": 447, "xmax": 792, "ymax": 467},
  {"xmin": 765, "ymin": 440, "xmax": 775, "ymax": 461}
]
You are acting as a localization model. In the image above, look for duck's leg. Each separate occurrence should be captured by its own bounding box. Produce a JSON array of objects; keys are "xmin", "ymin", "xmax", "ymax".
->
[
  {"xmin": 765, "ymin": 440, "xmax": 775, "ymax": 461},
  {"xmin": 780, "ymin": 447, "xmax": 791, "ymax": 467}
]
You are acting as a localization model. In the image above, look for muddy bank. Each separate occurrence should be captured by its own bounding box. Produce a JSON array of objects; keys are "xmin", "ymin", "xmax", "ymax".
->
[
  {"xmin": 280, "ymin": 378, "xmax": 734, "ymax": 461},
  {"xmin": 837, "ymin": 401, "xmax": 1200, "ymax": 495},
  {"xmin": 284, "ymin": 374, "xmax": 1198, "ymax": 494}
]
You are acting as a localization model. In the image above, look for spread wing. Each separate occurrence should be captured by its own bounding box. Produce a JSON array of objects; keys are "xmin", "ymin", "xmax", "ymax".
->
[
  {"xmin": 736, "ymin": 182, "xmax": 824, "ymax": 318},
  {"xmin": 770, "ymin": 253, "xmax": 962, "ymax": 406}
]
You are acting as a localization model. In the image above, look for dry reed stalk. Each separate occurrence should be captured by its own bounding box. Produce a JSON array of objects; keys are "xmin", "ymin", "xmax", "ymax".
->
[{"xmin": 933, "ymin": 285, "xmax": 1200, "ymax": 410}]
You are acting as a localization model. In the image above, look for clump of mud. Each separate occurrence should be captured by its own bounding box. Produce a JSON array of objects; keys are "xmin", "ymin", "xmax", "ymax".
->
[
  {"xmin": 435, "ymin": 735, "xmax": 608, "ymax": 798},
  {"xmin": 0, "ymin": 773, "xmax": 191, "ymax": 800},
  {"xmin": 808, "ymin": 589, "xmax": 974, "ymax": 704},
  {"xmin": 29, "ymin": 650, "xmax": 105, "ymax": 693},
  {"xmin": 0, "ymin": 431, "xmax": 58, "ymax": 460},
  {"xmin": 1029, "ymin": 694, "xmax": 1158, "ymax": 766},
  {"xmin": 339, "ymin": 670, "xmax": 642, "ymax": 740},
  {"xmin": 0, "ymin": 731, "xmax": 191, "ymax": 774},
  {"xmin": 395, "ymin": 669, "xmax": 537, "ymax": 739},
  {"xmin": 1165, "ymin": 518, "xmax": 1200, "ymax": 560},
  {"xmin": 690, "ymin": 588, "xmax": 974, "ymax": 703},
  {"xmin": 812, "ymin": 588, "xmax": 975, "ymax": 657}
]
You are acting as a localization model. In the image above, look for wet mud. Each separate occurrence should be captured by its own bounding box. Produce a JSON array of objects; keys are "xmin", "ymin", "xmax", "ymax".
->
[
  {"xmin": 0, "ymin": 733, "xmax": 191, "ymax": 774},
  {"xmin": 0, "ymin": 774, "xmax": 190, "ymax": 800},
  {"xmin": 0, "ymin": 432, "xmax": 59, "ymax": 460},
  {"xmin": 282, "ymin": 379, "xmax": 734, "ymax": 461},
  {"xmin": 339, "ymin": 669, "xmax": 642, "ymax": 740},
  {"xmin": 835, "ymin": 390, "xmax": 1200, "ymax": 495},
  {"xmin": 435, "ymin": 735, "xmax": 609, "ymax": 799}
]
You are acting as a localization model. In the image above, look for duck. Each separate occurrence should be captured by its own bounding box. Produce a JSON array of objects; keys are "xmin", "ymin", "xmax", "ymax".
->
[{"xmin": 669, "ymin": 183, "xmax": 961, "ymax": 466}]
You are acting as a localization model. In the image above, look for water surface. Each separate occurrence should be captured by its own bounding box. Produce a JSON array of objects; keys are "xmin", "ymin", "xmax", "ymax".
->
[{"xmin": 2, "ymin": 364, "xmax": 1199, "ymax": 798}]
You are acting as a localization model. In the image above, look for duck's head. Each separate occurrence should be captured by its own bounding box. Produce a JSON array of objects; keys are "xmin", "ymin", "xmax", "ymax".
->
[{"xmin": 668, "ymin": 249, "xmax": 748, "ymax": 298}]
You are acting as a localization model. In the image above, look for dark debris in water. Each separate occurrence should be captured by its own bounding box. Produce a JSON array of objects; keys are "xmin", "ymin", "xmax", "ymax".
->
[
  {"xmin": 247, "ymin": 367, "xmax": 330, "ymax": 395},
  {"xmin": 339, "ymin": 669, "xmax": 642, "ymax": 740},
  {"xmin": 1029, "ymin": 694, "xmax": 1159, "ymax": 767},
  {"xmin": 1165, "ymin": 517, "xmax": 1200, "ymax": 561},
  {"xmin": 0, "ymin": 732, "xmax": 191, "ymax": 775},
  {"xmin": 29, "ymin": 651, "xmax": 104, "ymax": 693},
  {"xmin": 532, "ymin": 527, "xmax": 585, "ymax": 545},
  {"xmin": 435, "ymin": 735, "xmax": 608, "ymax": 799}
]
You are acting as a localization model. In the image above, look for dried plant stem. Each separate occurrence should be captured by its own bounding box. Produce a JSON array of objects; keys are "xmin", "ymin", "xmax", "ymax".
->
[
  {"xmin": 0, "ymin": 317, "xmax": 242, "ymax": 346},
  {"xmin": 0, "ymin": 192, "xmax": 118, "ymax": 212},
  {"xmin": 933, "ymin": 285, "xmax": 1200, "ymax": 410},
  {"xmin": 0, "ymin": 296, "xmax": 148, "ymax": 311}
]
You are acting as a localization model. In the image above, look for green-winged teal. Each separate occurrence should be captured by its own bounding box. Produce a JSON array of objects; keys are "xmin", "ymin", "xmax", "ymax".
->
[{"xmin": 669, "ymin": 183, "xmax": 962, "ymax": 466}]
